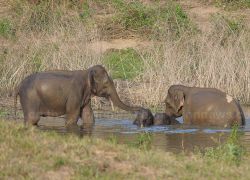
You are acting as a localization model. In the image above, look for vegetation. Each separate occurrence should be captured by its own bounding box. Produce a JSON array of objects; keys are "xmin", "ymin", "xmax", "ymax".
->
[
  {"xmin": 214, "ymin": 0, "xmax": 250, "ymax": 10},
  {"xmin": 205, "ymin": 125, "xmax": 245, "ymax": 166},
  {"xmin": 104, "ymin": 48, "xmax": 143, "ymax": 80},
  {"xmin": 0, "ymin": 120, "xmax": 249, "ymax": 179},
  {"xmin": 0, "ymin": 18, "xmax": 15, "ymax": 38},
  {"xmin": 0, "ymin": 0, "xmax": 249, "ymax": 106}
]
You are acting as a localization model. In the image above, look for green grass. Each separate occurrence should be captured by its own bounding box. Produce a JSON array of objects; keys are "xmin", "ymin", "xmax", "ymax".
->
[
  {"xmin": 132, "ymin": 132, "xmax": 153, "ymax": 150},
  {"xmin": 104, "ymin": 48, "xmax": 144, "ymax": 80},
  {"xmin": 204, "ymin": 125, "xmax": 245, "ymax": 166},
  {"xmin": 0, "ymin": 108, "xmax": 8, "ymax": 118},
  {"xmin": 0, "ymin": 19, "xmax": 15, "ymax": 38},
  {"xmin": 90, "ymin": 0, "xmax": 196, "ymax": 39},
  {"xmin": 0, "ymin": 120, "xmax": 250, "ymax": 179},
  {"xmin": 215, "ymin": 0, "xmax": 250, "ymax": 10},
  {"xmin": 113, "ymin": 1, "xmax": 196, "ymax": 38}
]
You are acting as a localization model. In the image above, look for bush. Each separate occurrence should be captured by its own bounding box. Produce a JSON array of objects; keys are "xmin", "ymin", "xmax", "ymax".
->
[{"xmin": 104, "ymin": 48, "xmax": 144, "ymax": 80}]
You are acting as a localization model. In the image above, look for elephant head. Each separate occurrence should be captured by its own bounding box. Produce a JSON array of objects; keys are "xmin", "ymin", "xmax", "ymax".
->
[
  {"xmin": 154, "ymin": 113, "xmax": 180, "ymax": 125},
  {"xmin": 133, "ymin": 108, "xmax": 154, "ymax": 127},
  {"xmin": 164, "ymin": 85, "xmax": 190, "ymax": 117},
  {"xmin": 86, "ymin": 65, "xmax": 141, "ymax": 112}
]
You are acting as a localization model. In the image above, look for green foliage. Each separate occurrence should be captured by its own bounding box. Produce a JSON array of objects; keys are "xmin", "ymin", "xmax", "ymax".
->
[
  {"xmin": 211, "ymin": 14, "xmax": 244, "ymax": 45},
  {"xmin": 205, "ymin": 125, "xmax": 245, "ymax": 166},
  {"xmin": 215, "ymin": 0, "xmax": 250, "ymax": 10},
  {"xmin": 0, "ymin": 19, "xmax": 15, "ymax": 38},
  {"xmin": 132, "ymin": 132, "xmax": 153, "ymax": 150},
  {"xmin": 104, "ymin": 48, "xmax": 144, "ymax": 80},
  {"xmin": 79, "ymin": 1, "xmax": 91, "ymax": 21},
  {"xmin": 107, "ymin": 134, "xmax": 118, "ymax": 144},
  {"xmin": 53, "ymin": 156, "xmax": 69, "ymax": 169},
  {"xmin": 116, "ymin": 1, "xmax": 155, "ymax": 30},
  {"xmin": 226, "ymin": 18, "xmax": 244, "ymax": 33},
  {"xmin": 0, "ymin": 108, "xmax": 8, "ymax": 118},
  {"xmin": 112, "ymin": 1, "xmax": 196, "ymax": 38}
]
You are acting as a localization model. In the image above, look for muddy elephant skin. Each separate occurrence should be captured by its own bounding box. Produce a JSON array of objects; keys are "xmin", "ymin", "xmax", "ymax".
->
[
  {"xmin": 14, "ymin": 65, "xmax": 143, "ymax": 127},
  {"xmin": 154, "ymin": 113, "xmax": 180, "ymax": 125},
  {"xmin": 164, "ymin": 85, "xmax": 245, "ymax": 127},
  {"xmin": 133, "ymin": 108, "xmax": 154, "ymax": 127}
]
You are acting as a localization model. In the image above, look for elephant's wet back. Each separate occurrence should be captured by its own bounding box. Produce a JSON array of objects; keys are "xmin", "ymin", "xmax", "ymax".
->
[{"xmin": 37, "ymin": 107, "xmax": 250, "ymax": 153}]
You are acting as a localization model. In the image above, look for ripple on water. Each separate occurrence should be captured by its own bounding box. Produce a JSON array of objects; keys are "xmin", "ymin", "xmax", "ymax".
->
[{"xmin": 37, "ymin": 107, "xmax": 250, "ymax": 153}]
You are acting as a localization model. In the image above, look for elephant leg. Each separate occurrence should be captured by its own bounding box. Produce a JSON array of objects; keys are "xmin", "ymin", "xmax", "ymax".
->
[
  {"xmin": 65, "ymin": 99, "xmax": 80, "ymax": 128},
  {"xmin": 81, "ymin": 101, "xmax": 95, "ymax": 126},
  {"xmin": 65, "ymin": 110, "xmax": 79, "ymax": 127},
  {"xmin": 21, "ymin": 98, "xmax": 40, "ymax": 126},
  {"xmin": 25, "ymin": 112, "xmax": 40, "ymax": 126}
]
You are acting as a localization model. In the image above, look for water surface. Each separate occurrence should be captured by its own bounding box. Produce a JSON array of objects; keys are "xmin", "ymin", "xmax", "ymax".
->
[{"xmin": 37, "ymin": 106, "xmax": 250, "ymax": 153}]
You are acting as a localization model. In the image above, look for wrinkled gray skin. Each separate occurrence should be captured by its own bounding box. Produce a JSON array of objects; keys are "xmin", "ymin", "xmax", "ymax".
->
[
  {"xmin": 14, "ymin": 65, "xmax": 143, "ymax": 127},
  {"xmin": 133, "ymin": 108, "xmax": 154, "ymax": 127},
  {"xmin": 154, "ymin": 113, "xmax": 180, "ymax": 125},
  {"xmin": 164, "ymin": 85, "xmax": 245, "ymax": 127},
  {"xmin": 133, "ymin": 110, "xmax": 179, "ymax": 127}
]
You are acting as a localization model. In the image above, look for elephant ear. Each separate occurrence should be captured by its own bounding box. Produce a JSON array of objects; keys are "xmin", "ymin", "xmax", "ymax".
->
[{"xmin": 173, "ymin": 90, "xmax": 184, "ymax": 113}]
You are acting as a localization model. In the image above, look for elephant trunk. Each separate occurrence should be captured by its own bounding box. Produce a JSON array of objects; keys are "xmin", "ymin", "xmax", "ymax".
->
[{"xmin": 108, "ymin": 85, "xmax": 141, "ymax": 113}]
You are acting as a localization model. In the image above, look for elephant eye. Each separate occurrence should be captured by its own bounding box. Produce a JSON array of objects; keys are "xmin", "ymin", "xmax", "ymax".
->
[{"xmin": 174, "ymin": 95, "xmax": 178, "ymax": 100}]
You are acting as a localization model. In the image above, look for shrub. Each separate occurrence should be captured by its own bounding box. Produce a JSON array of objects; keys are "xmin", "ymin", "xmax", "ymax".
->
[{"xmin": 103, "ymin": 48, "xmax": 144, "ymax": 80}]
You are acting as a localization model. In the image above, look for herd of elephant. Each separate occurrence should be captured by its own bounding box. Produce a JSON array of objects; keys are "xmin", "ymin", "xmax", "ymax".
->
[{"xmin": 14, "ymin": 65, "xmax": 245, "ymax": 129}]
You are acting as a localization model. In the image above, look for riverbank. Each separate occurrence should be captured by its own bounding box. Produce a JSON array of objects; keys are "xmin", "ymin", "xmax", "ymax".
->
[{"xmin": 0, "ymin": 120, "xmax": 249, "ymax": 179}]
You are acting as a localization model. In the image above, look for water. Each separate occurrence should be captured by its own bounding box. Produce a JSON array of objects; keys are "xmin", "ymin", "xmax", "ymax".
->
[{"xmin": 37, "ymin": 106, "xmax": 250, "ymax": 153}]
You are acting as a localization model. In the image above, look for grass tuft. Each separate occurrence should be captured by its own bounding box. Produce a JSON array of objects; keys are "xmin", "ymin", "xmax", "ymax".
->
[
  {"xmin": 0, "ymin": 18, "xmax": 15, "ymax": 38},
  {"xmin": 104, "ymin": 48, "xmax": 144, "ymax": 80},
  {"xmin": 205, "ymin": 125, "xmax": 245, "ymax": 165}
]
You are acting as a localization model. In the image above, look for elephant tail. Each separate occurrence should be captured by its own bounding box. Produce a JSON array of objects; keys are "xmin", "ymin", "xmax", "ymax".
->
[
  {"xmin": 13, "ymin": 84, "xmax": 20, "ymax": 120},
  {"xmin": 235, "ymin": 99, "xmax": 245, "ymax": 126}
]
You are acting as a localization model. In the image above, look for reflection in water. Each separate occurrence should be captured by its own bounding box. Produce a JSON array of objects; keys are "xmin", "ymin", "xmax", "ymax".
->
[{"xmin": 37, "ymin": 107, "xmax": 250, "ymax": 153}]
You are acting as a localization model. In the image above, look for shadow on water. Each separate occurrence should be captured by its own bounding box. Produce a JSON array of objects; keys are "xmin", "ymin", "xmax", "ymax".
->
[{"xmin": 37, "ymin": 106, "xmax": 250, "ymax": 153}]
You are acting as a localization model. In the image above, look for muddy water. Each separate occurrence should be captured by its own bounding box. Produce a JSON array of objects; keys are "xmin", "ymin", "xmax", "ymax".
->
[{"xmin": 38, "ymin": 106, "xmax": 250, "ymax": 153}]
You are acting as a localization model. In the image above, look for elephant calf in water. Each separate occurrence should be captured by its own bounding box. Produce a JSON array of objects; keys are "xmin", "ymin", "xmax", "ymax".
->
[
  {"xmin": 164, "ymin": 85, "xmax": 245, "ymax": 127},
  {"xmin": 154, "ymin": 113, "xmax": 180, "ymax": 125},
  {"xmin": 133, "ymin": 109, "xmax": 179, "ymax": 127},
  {"xmin": 14, "ymin": 65, "xmax": 148, "ymax": 127}
]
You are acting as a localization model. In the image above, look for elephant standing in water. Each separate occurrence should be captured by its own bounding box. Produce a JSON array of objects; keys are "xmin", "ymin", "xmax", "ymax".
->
[
  {"xmin": 14, "ymin": 65, "xmax": 145, "ymax": 127},
  {"xmin": 164, "ymin": 85, "xmax": 245, "ymax": 127}
]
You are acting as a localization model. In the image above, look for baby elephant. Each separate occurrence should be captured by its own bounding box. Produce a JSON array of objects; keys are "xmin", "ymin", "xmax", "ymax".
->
[
  {"xmin": 133, "ymin": 109, "xmax": 179, "ymax": 127},
  {"xmin": 133, "ymin": 108, "xmax": 154, "ymax": 128},
  {"xmin": 154, "ymin": 113, "xmax": 180, "ymax": 125}
]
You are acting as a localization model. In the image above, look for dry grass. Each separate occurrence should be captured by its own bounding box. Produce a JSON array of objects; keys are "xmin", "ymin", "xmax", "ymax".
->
[
  {"xmin": 128, "ymin": 29, "xmax": 250, "ymax": 108},
  {"xmin": 0, "ymin": 0, "xmax": 249, "ymax": 111},
  {"xmin": 0, "ymin": 120, "xmax": 249, "ymax": 179}
]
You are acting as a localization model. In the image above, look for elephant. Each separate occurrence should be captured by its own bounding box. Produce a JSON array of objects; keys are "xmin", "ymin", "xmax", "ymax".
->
[
  {"xmin": 133, "ymin": 108, "xmax": 154, "ymax": 127},
  {"xmin": 133, "ymin": 109, "xmax": 179, "ymax": 127},
  {"xmin": 154, "ymin": 113, "xmax": 180, "ymax": 125},
  {"xmin": 164, "ymin": 85, "xmax": 245, "ymax": 127},
  {"xmin": 14, "ymin": 65, "xmax": 145, "ymax": 127}
]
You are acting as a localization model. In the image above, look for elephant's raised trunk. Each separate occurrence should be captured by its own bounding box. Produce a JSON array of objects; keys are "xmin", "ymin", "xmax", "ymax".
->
[{"xmin": 108, "ymin": 84, "xmax": 141, "ymax": 113}]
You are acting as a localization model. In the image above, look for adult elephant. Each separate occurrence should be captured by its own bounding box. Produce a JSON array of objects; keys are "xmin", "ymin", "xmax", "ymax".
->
[
  {"xmin": 164, "ymin": 85, "xmax": 245, "ymax": 127},
  {"xmin": 14, "ymin": 65, "xmax": 143, "ymax": 127}
]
